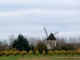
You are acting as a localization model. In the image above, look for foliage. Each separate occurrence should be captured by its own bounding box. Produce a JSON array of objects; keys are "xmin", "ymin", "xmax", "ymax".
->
[
  {"xmin": 0, "ymin": 41, "xmax": 9, "ymax": 51},
  {"xmin": 42, "ymin": 50, "xmax": 46, "ymax": 56},
  {"xmin": 30, "ymin": 45, "xmax": 34, "ymax": 51},
  {"xmin": 9, "ymin": 48, "xmax": 18, "ymax": 51},
  {"xmin": 1, "ymin": 50, "xmax": 80, "ymax": 57},
  {"xmin": 29, "ymin": 50, "xmax": 33, "ymax": 55},
  {"xmin": 77, "ymin": 48, "xmax": 80, "ymax": 50},
  {"xmin": 13, "ymin": 51, "xmax": 20, "ymax": 56},
  {"xmin": 61, "ymin": 50, "xmax": 68, "ymax": 55},
  {"xmin": 61, "ymin": 44, "xmax": 76, "ymax": 50},
  {"xmin": 0, "ymin": 51, "xmax": 5, "ymax": 56},
  {"xmin": 48, "ymin": 50, "xmax": 53, "ymax": 55},
  {"xmin": 68, "ymin": 50, "xmax": 76, "ymax": 55},
  {"xmin": 12, "ymin": 34, "xmax": 30, "ymax": 51},
  {"xmin": 76, "ymin": 49, "xmax": 80, "ymax": 55},
  {"xmin": 21, "ymin": 50, "xmax": 27, "ymax": 56},
  {"xmin": 5, "ymin": 51, "xmax": 11, "ymax": 56},
  {"xmin": 36, "ymin": 50, "xmax": 39, "ymax": 56},
  {"xmin": 35, "ymin": 41, "xmax": 47, "ymax": 54},
  {"xmin": 54, "ymin": 50, "xmax": 61, "ymax": 55}
]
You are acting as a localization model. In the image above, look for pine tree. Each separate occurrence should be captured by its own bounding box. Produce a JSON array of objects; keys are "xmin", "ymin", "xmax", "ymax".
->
[{"xmin": 12, "ymin": 34, "xmax": 30, "ymax": 51}]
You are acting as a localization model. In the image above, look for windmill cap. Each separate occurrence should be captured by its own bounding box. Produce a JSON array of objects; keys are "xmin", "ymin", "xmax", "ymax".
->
[{"xmin": 47, "ymin": 33, "xmax": 56, "ymax": 40}]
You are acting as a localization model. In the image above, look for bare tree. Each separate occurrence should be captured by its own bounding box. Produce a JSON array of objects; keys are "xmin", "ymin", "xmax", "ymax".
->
[
  {"xmin": 28, "ymin": 37, "xmax": 40, "ymax": 47},
  {"xmin": 8, "ymin": 35, "xmax": 15, "ymax": 48}
]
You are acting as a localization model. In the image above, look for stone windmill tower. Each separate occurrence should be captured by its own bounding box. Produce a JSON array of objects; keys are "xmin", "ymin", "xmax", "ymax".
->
[{"xmin": 44, "ymin": 27, "xmax": 58, "ymax": 49}]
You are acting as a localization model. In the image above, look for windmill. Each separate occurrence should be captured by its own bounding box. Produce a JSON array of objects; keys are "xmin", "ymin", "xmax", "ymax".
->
[{"xmin": 44, "ymin": 27, "xmax": 58, "ymax": 49}]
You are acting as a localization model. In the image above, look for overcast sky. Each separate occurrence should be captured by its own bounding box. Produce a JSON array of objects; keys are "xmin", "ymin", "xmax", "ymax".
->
[{"xmin": 0, "ymin": 0, "xmax": 80, "ymax": 40}]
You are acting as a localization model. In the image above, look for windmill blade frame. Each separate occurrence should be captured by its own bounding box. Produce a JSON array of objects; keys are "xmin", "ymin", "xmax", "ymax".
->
[
  {"xmin": 53, "ymin": 31, "xmax": 58, "ymax": 35},
  {"xmin": 44, "ymin": 27, "xmax": 48, "ymax": 37}
]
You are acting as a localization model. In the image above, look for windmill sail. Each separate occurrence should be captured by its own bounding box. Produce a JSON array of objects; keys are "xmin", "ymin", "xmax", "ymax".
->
[{"xmin": 43, "ymin": 27, "xmax": 58, "ymax": 49}]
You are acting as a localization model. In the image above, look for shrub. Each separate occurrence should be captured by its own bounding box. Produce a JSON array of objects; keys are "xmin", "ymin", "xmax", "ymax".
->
[
  {"xmin": 77, "ymin": 48, "xmax": 80, "ymax": 50},
  {"xmin": 9, "ymin": 48, "xmax": 18, "ymax": 51},
  {"xmin": 5, "ymin": 51, "xmax": 12, "ymax": 56},
  {"xmin": 29, "ymin": 50, "xmax": 33, "ymax": 55},
  {"xmin": 72, "ymin": 50, "xmax": 76, "ymax": 55},
  {"xmin": 5, "ymin": 51, "xmax": 9, "ymax": 56},
  {"xmin": 68, "ymin": 50, "xmax": 75, "ymax": 55},
  {"xmin": 21, "ymin": 50, "xmax": 27, "ymax": 56},
  {"xmin": 54, "ymin": 50, "xmax": 61, "ymax": 56},
  {"xmin": 36, "ymin": 50, "xmax": 39, "ymax": 56},
  {"xmin": 61, "ymin": 44, "xmax": 76, "ymax": 50},
  {"xmin": 76, "ymin": 50, "xmax": 80, "ymax": 55},
  {"xmin": 42, "ymin": 50, "xmax": 46, "ymax": 56},
  {"xmin": 0, "ymin": 52, "xmax": 2, "ymax": 56},
  {"xmin": 13, "ymin": 51, "xmax": 20, "ymax": 56},
  {"xmin": 0, "ymin": 51, "xmax": 5, "ymax": 56},
  {"xmin": 61, "ymin": 50, "xmax": 68, "ymax": 55},
  {"xmin": 48, "ymin": 50, "xmax": 53, "ymax": 55}
]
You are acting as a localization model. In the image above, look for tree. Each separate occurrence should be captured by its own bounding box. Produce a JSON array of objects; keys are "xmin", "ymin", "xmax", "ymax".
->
[
  {"xmin": 8, "ymin": 35, "xmax": 15, "ymax": 48},
  {"xmin": 0, "ymin": 41, "xmax": 4, "ymax": 51},
  {"xmin": 61, "ymin": 44, "xmax": 76, "ymax": 50},
  {"xmin": 54, "ymin": 37, "xmax": 67, "ymax": 50},
  {"xmin": 30, "ymin": 45, "xmax": 34, "ymax": 51},
  {"xmin": 0, "ymin": 40, "xmax": 9, "ymax": 51},
  {"xmin": 3, "ymin": 40, "xmax": 9, "ymax": 50},
  {"xmin": 34, "ymin": 41, "xmax": 47, "ymax": 54},
  {"xmin": 12, "ymin": 34, "xmax": 30, "ymax": 51}
]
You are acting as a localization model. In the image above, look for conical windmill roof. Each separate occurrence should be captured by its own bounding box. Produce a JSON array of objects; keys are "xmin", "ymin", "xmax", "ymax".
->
[{"xmin": 47, "ymin": 33, "xmax": 56, "ymax": 40}]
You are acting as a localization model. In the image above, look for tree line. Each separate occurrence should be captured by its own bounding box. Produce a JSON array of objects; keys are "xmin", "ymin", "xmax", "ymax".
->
[{"xmin": 0, "ymin": 34, "xmax": 80, "ymax": 53}]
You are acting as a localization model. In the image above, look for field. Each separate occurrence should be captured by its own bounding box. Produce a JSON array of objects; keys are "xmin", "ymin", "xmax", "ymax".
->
[{"xmin": 0, "ymin": 54, "xmax": 80, "ymax": 60}]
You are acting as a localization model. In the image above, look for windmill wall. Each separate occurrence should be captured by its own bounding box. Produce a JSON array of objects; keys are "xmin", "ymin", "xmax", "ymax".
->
[{"xmin": 46, "ymin": 40, "xmax": 56, "ymax": 49}]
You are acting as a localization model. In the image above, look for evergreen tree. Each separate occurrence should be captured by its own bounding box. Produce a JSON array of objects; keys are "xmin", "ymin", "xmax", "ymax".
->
[{"xmin": 12, "ymin": 34, "xmax": 30, "ymax": 51}]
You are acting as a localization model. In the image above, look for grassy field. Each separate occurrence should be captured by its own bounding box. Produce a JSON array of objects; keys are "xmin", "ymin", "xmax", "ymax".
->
[{"xmin": 0, "ymin": 54, "xmax": 80, "ymax": 60}]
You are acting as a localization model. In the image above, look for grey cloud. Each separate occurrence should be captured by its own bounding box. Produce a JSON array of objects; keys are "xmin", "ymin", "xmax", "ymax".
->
[
  {"xmin": 0, "ymin": 0, "xmax": 80, "ymax": 40},
  {"xmin": 0, "ymin": 0, "xmax": 80, "ymax": 11}
]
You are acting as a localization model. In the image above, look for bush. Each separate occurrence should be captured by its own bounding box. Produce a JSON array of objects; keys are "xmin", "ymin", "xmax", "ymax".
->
[
  {"xmin": 5, "ymin": 51, "xmax": 9, "ymax": 56},
  {"xmin": 68, "ymin": 50, "xmax": 75, "ymax": 55},
  {"xmin": 9, "ymin": 48, "xmax": 18, "ymax": 51},
  {"xmin": 36, "ymin": 50, "xmax": 39, "ymax": 56},
  {"xmin": 61, "ymin": 44, "xmax": 76, "ymax": 50},
  {"xmin": 0, "ymin": 51, "xmax": 5, "ymax": 56},
  {"xmin": 48, "ymin": 50, "xmax": 53, "ymax": 55},
  {"xmin": 54, "ymin": 50, "xmax": 61, "ymax": 55},
  {"xmin": 21, "ymin": 50, "xmax": 27, "ymax": 56},
  {"xmin": 5, "ymin": 51, "xmax": 13, "ymax": 56},
  {"xmin": 61, "ymin": 50, "xmax": 68, "ymax": 55},
  {"xmin": 29, "ymin": 50, "xmax": 33, "ymax": 55},
  {"xmin": 76, "ymin": 49, "xmax": 80, "ymax": 55},
  {"xmin": 77, "ymin": 48, "xmax": 80, "ymax": 50},
  {"xmin": 13, "ymin": 51, "xmax": 20, "ymax": 56},
  {"xmin": 42, "ymin": 50, "xmax": 46, "ymax": 56}
]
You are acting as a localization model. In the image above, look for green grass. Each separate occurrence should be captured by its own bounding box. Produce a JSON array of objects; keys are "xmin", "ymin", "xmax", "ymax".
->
[{"xmin": 0, "ymin": 54, "xmax": 80, "ymax": 60}]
